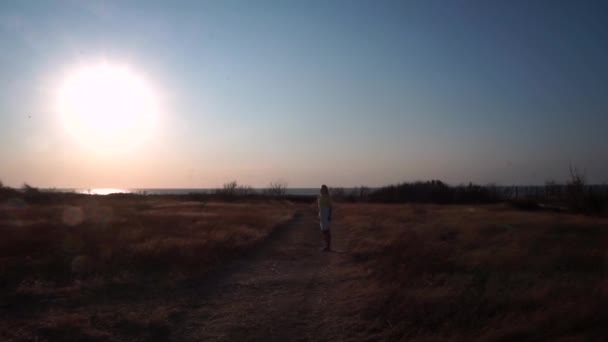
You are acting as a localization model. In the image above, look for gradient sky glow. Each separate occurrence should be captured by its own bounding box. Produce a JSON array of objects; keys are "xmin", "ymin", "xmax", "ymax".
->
[{"xmin": 1, "ymin": 0, "xmax": 607, "ymax": 188}]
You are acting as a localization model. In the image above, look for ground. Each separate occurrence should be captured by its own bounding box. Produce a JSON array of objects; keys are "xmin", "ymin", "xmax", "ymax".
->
[
  {"xmin": 2, "ymin": 201, "xmax": 608, "ymax": 341},
  {"xmin": 1, "ymin": 202, "xmax": 373, "ymax": 341},
  {"xmin": 173, "ymin": 206, "xmax": 368, "ymax": 341}
]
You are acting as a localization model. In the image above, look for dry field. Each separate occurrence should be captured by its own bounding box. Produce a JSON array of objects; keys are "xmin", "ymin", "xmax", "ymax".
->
[
  {"xmin": 336, "ymin": 203, "xmax": 608, "ymax": 341},
  {"xmin": 0, "ymin": 197, "xmax": 295, "ymax": 341},
  {"xmin": 2, "ymin": 199, "xmax": 608, "ymax": 341}
]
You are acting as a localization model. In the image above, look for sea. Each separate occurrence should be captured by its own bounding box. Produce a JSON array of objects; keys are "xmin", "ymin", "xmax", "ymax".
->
[
  {"xmin": 52, "ymin": 188, "xmax": 327, "ymax": 196},
  {"xmin": 46, "ymin": 185, "xmax": 608, "ymax": 197}
]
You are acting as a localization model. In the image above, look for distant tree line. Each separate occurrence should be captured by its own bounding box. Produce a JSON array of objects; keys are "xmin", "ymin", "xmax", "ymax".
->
[
  {"xmin": 331, "ymin": 167, "xmax": 607, "ymax": 214},
  {"xmin": 332, "ymin": 180, "xmax": 502, "ymax": 204}
]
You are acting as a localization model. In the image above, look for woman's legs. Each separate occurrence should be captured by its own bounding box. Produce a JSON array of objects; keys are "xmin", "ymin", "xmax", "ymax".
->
[
  {"xmin": 320, "ymin": 216, "xmax": 331, "ymax": 251},
  {"xmin": 322, "ymin": 230, "xmax": 331, "ymax": 251}
]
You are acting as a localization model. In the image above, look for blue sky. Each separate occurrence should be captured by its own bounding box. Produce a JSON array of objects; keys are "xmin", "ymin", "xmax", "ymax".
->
[{"xmin": 1, "ymin": 0, "xmax": 607, "ymax": 188}]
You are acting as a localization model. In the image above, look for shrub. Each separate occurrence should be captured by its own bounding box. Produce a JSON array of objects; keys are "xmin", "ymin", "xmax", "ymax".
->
[
  {"xmin": 0, "ymin": 181, "xmax": 21, "ymax": 200},
  {"xmin": 214, "ymin": 181, "xmax": 255, "ymax": 200},
  {"xmin": 567, "ymin": 164, "xmax": 586, "ymax": 211},
  {"xmin": 263, "ymin": 181, "xmax": 288, "ymax": 198},
  {"xmin": 368, "ymin": 180, "xmax": 498, "ymax": 204}
]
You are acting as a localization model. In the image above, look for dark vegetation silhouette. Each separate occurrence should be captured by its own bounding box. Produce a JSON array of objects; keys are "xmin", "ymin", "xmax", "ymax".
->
[
  {"xmin": 358, "ymin": 167, "xmax": 607, "ymax": 214},
  {"xmin": 2, "ymin": 166, "xmax": 606, "ymax": 214},
  {"xmin": 214, "ymin": 180, "xmax": 254, "ymax": 200},
  {"xmin": 0, "ymin": 180, "xmax": 20, "ymax": 198},
  {"xmin": 366, "ymin": 180, "xmax": 501, "ymax": 204},
  {"xmin": 263, "ymin": 181, "xmax": 288, "ymax": 198}
]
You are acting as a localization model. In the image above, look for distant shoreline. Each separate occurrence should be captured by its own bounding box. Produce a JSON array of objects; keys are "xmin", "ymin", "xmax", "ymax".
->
[
  {"xmin": 45, "ymin": 188, "xmax": 332, "ymax": 196},
  {"xmin": 39, "ymin": 184, "xmax": 608, "ymax": 196}
]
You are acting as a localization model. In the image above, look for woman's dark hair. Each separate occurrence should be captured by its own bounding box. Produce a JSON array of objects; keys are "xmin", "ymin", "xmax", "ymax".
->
[{"xmin": 320, "ymin": 184, "xmax": 329, "ymax": 196}]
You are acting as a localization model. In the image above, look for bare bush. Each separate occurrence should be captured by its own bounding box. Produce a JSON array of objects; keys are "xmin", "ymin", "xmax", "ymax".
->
[
  {"xmin": 567, "ymin": 164, "xmax": 586, "ymax": 211},
  {"xmin": 215, "ymin": 181, "xmax": 255, "ymax": 199},
  {"xmin": 346, "ymin": 186, "xmax": 370, "ymax": 202},
  {"xmin": 237, "ymin": 184, "xmax": 255, "ymax": 196},
  {"xmin": 220, "ymin": 180, "xmax": 238, "ymax": 196},
  {"xmin": 264, "ymin": 181, "xmax": 288, "ymax": 197}
]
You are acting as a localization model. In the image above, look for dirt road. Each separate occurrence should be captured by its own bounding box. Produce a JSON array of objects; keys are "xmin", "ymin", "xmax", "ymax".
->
[{"xmin": 173, "ymin": 205, "xmax": 370, "ymax": 341}]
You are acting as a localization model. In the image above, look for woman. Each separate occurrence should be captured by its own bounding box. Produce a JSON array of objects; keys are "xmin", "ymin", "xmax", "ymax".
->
[{"xmin": 318, "ymin": 184, "xmax": 333, "ymax": 252}]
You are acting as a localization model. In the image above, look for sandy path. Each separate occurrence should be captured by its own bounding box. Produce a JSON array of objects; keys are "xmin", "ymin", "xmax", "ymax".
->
[{"xmin": 173, "ymin": 205, "xmax": 367, "ymax": 341}]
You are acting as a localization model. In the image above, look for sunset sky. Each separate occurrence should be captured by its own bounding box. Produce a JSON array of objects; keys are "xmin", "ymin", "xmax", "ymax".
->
[{"xmin": 1, "ymin": 0, "xmax": 607, "ymax": 188}]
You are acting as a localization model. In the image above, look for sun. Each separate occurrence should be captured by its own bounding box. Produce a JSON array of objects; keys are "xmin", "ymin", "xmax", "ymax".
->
[{"xmin": 58, "ymin": 63, "xmax": 159, "ymax": 152}]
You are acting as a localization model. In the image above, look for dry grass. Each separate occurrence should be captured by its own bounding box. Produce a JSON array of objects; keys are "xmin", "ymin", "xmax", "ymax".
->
[
  {"xmin": 0, "ymin": 197, "xmax": 295, "ymax": 340},
  {"xmin": 336, "ymin": 203, "xmax": 608, "ymax": 341},
  {"xmin": 4, "ymin": 198, "xmax": 607, "ymax": 340}
]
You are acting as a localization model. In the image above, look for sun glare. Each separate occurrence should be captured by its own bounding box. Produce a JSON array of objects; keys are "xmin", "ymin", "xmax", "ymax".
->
[{"xmin": 58, "ymin": 63, "xmax": 159, "ymax": 152}]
